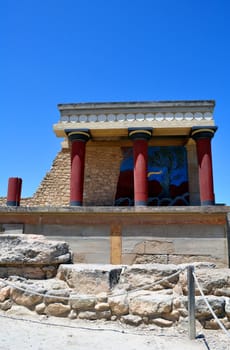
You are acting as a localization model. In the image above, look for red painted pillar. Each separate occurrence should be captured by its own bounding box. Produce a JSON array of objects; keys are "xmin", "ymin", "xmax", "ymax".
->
[
  {"xmin": 65, "ymin": 129, "xmax": 90, "ymax": 206},
  {"xmin": 129, "ymin": 128, "xmax": 152, "ymax": 206},
  {"xmin": 191, "ymin": 126, "xmax": 217, "ymax": 205},
  {"xmin": 7, "ymin": 177, "xmax": 22, "ymax": 206}
]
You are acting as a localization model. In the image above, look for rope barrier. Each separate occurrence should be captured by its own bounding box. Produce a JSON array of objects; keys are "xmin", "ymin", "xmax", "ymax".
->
[
  {"xmin": 109, "ymin": 268, "xmax": 184, "ymax": 298},
  {"xmin": 1, "ymin": 266, "xmax": 230, "ymax": 342},
  {"xmin": 192, "ymin": 271, "xmax": 230, "ymax": 339},
  {"xmin": 0, "ymin": 268, "xmax": 184, "ymax": 300}
]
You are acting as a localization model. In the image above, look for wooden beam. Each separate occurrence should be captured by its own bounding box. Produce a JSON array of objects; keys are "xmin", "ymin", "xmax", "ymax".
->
[{"xmin": 110, "ymin": 224, "xmax": 122, "ymax": 264}]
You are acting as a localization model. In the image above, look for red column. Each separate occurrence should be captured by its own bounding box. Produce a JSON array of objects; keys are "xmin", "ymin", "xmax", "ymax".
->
[
  {"xmin": 7, "ymin": 177, "xmax": 22, "ymax": 206},
  {"xmin": 65, "ymin": 129, "xmax": 90, "ymax": 206},
  {"xmin": 191, "ymin": 126, "xmax": 217, "ymax": 205},
  {"xmin": 129, "ymin": 128, "xmax": 152, "ymax": 206}
]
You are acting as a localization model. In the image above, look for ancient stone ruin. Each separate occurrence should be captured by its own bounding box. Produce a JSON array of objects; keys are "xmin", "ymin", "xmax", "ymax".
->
[{"xmin": 0, "ymin": 234, "xmax": 230, "ymax": 330}]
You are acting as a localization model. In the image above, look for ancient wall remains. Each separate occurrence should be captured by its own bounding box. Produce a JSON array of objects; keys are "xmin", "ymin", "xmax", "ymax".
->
[{"xmin": 0, "ymin": 263, "xmax": 230, "ymax": 330}]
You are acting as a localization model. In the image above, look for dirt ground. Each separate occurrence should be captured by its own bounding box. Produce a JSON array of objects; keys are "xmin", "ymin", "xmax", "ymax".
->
[{"xmin": 0, "ymin": 307, "xmax": 229, "ymax": 350}]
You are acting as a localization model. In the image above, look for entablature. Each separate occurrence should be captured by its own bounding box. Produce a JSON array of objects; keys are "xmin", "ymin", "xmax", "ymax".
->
[{"xmin": 54, "ymin": 100, "xmax": 215, "ymax": 139}]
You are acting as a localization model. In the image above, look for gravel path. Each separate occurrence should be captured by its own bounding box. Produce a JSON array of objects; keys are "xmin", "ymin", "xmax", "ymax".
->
[{"xmin": 0, "ymin": 307, "xmax": 229, "ymax": 350}]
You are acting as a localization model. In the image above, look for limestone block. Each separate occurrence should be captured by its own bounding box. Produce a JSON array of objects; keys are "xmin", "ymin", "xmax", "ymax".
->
[
  {"xmin": 119, "ymin": 264, "xmax": 179, "ymax": 291},
  {"xmin": 0, "ymin": 299, "xmax": 13, "ymax": 311},
  {"xmin": 222, "ymin": 317, "xmax": 230, "ymax": 329},
  {"xmin": 129, "ymin": 293, "xmax": 173, "ymax": 317},
  {"xmin": 96, "ymin": 310, "xmax": 111, "ymax": 320},
  {"xmin": 10, "ymin": 288, "xmax": 43, "ymax": 308},
  {"xmin": 68, "ymin": 309, "xmax": 77, "ymax": 319},
  {"xmin": 95, "ymin": 302, "xmax": 110, "ymax": 311},
  {"xmin": 150, "ymin": 318, "xmax": 173, "ymax": 327},
  {"xmin": 45, "ymin": 303, "xmax": 70, "ymax": 317},
  {"xmin": 78, "ymin": 311, "xmax": 97, "ymax": 320},
  {"xmin": 0, "ymin": 286, "xmax": 10, "ymax": 302},
  {"xmin": 35, "ymin": 303, "xmax": 46, "ymax": 315},
  {"xmin": 121, "ymin": 314, "xmax": 142, "ymax": 326},
  {"xmin": 134, "ymin": 254, "xmax": 168, "ymax": 265},
  {"xmin": 108, "ymin": 294, "xmax": 129, "ymax": 316},
  {"xmin": 180, "ymin": 268, "xmax": 230, "ymax": 295},
  {"xmin": 69, "ymin": 294, "xmax": 96, "ymax": 311},
  {"xmin": 0, "ymin": 266, "xmax": 46, "ymax": 279},
  {"xmin": 0, "ymin": 234, "xmax": 72, "ymax": 266},
  {"xmin": 162, "ymin": 310, "xmax": 180, "ymax": 322},
  {"xmin": 182, "ymin": 296, "xmax": 225, "ymax": 320},
  {"xmin": 44, "ymin": 289, "xmax": 70, "ymax": 305},
  {"xmin": 198, "ymin": 269, "xmax": 230, "ymax": 295},
  {"xmin": 204, "ymin": 319, "xmax": 221, "ymax": 330},
  {"xmin": 215, "ymin": 288, "xmax": 230, "ymax": 297},
  {"xmin": 144, "ymin": 240, "xmax": 174, "ymax": 254},
  {"xmin": 5, "ymin": 304, "xmax": 35, "ymax": 317},
  {"xmin": 57, "ymin": 264, "xmax": 122, "ymax": 294}
]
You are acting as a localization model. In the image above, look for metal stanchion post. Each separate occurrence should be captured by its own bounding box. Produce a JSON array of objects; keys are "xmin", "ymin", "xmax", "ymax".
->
[{"xmin": 187, "ymin": 265, "xmax": 196, "ymax": 339}]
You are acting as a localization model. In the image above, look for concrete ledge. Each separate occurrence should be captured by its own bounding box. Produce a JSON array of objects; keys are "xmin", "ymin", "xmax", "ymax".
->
[{"xmin": 0, "ymin": 206, "xmax": 229, "ymax": 226}]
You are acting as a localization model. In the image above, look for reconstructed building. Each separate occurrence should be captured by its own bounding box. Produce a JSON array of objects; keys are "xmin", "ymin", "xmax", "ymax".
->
[
  {"xmin": 53, "ymin": 100, "xmax": 217, "ymax": 207},
  {"xmin": 0, "ymin": 100, "xmax": 229, "ymax": 266}
]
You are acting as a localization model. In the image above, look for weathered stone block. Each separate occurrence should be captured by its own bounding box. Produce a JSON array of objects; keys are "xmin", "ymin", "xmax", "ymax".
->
[
  {"xmin": 78, "ymin": 311, "xmax": 97, "ymax": 320},
  {"xmin": 119, "ymin": 264, "xmax": 179, "ymax": 291},
  {"xmin": 108, "ymin": 294, "xmax": 129, "ymax": 316},
  {"xmin": 0, "ymin": 286, "xmax": 10, "ymax": 302},
  {"xmin": 0, "ymin": 234, "xmax": 72, "ymax": 265},
  {"xmin": 0, "ymin": 234, "xmax": 72, "ymax": 279},
  {"xmin": 0, "ymin": 299, "xmax": 13, "ymax": 311},
  {"xmin": 96, "ymin": 310, "xmax": 111, "ymax": 320},
  {"xmin": 35, "ymin": 303, "xmax": 46, "ymax": 315},
  {"xmin": 121, "ymin": 314, "xmax": 142, "ymax": 326},
  {"xmin": 150, "ymin": 318, "xmax": 173, "ymax": 327},
  {"xmin": 181, "ymin": 295, "xmax": 225, "ymax": 320},
  {"xmin": 129, "ymin": 293, "xmax": 173, "ymax": 317},
  {"xmin": 95, "ymin": 302, "xmax": 110, "ymax": 311},
  {"xmin": 69, "ymin": 294, "xmax": 96, "ymax": 310},
  {"xmin": 10, "ymin": 288, "xmax": 43, "ymax": 308},
  {"xmin": 57, "ymin": 264, "xmax": 122, "ymax": 293},
  {"xmin": 44, "ymin": 289, "xmax": 70, "ymax": 305},
  {"xmin": 144, "ymin": 240, "xmax": 174, "ymax": 254},
  {"xmin": 45, "ymin": 303, "xmax": 70, "ymax": 317}
]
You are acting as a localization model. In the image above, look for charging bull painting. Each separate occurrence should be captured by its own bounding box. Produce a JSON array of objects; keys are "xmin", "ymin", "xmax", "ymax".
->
[{"xmin": 115, "ymin": 146, "xmax": 189, "ymax": 206}]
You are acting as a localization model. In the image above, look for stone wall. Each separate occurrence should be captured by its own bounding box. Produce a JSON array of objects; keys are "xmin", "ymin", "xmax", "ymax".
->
[
  {"xmin": 26, "ymin": 149, "xmax": 70, "ymax": 206},
  {"xmin": 0, "ymin": 263, "xmax": 230, "ymax": 330},
  {"xmin": 84, "ymin": 143, "xmax": 122, "ymax": 206},
  {"xmin": 0, "ymin": 233, "xmax": 73, "ymax": 279},
  {"xmin": 0, "ymin": 150, "xmax": 70, "ymax": 207}
]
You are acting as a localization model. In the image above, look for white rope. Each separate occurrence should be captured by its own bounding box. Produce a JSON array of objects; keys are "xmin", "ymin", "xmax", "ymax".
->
[
  {"xmin": 110, "ymin": 268, "xmax": 184, "ymax": 297},
  {"xmin": 0, "ymin": 268, "xmax": 184, "ymax": 300},
  {"xmin": 192, "ymin": 271, "xmax": 230, "ymax": 339},
  {"xmin": 0, "ymin": 279, "xmax": 71, "ymax": 300}
]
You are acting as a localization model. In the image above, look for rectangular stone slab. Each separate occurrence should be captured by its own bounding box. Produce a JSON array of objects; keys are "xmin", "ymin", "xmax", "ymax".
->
[{"xmin": 57, "ymin": 264, "xmax": 123, "ymax": 294}]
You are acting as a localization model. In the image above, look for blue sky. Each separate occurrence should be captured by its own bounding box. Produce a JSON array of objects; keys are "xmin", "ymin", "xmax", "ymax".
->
[{"xmin": 1, "ymin": 0, "xmax": 230, "ymax": 204}]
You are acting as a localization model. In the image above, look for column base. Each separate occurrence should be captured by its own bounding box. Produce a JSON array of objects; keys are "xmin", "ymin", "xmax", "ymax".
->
[
  {"xmin": 201, "ymin": 200, "xmax": 215, "ymax": 205},
  {"xmin": 135, "ymin": 200, "xmax": 147, "ymax": 206},
  {"xmin": 70, "ymin": 201, "xmax": 82, "ymax": 206},
  {"xmin": 6, "ymin": 201, "xmax": 19, "ymax": 206}
]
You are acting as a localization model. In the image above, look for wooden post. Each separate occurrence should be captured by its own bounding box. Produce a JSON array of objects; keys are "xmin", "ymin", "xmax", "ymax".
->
[{"xmin": 110, "ymin": 224, "xmax": 122, "ymax": 264}]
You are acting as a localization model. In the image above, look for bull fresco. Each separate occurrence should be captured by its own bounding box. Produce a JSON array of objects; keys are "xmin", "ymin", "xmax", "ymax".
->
[{"xmin": 115, "ymin": 146, "xmax": 189, "ymax": 206}]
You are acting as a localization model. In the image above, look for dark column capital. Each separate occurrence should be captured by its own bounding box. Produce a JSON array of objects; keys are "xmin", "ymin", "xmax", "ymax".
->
[
  {"xmin": 190, "ymin": 126, "xmax": 217, "ymax": 141},
  {"xmin": 65, "ymin": 129, "xmax": 91, "ymax": 142},
  {"xmin": 128, "ymin": 127, "xmax": 153, "ymax": 141}
]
